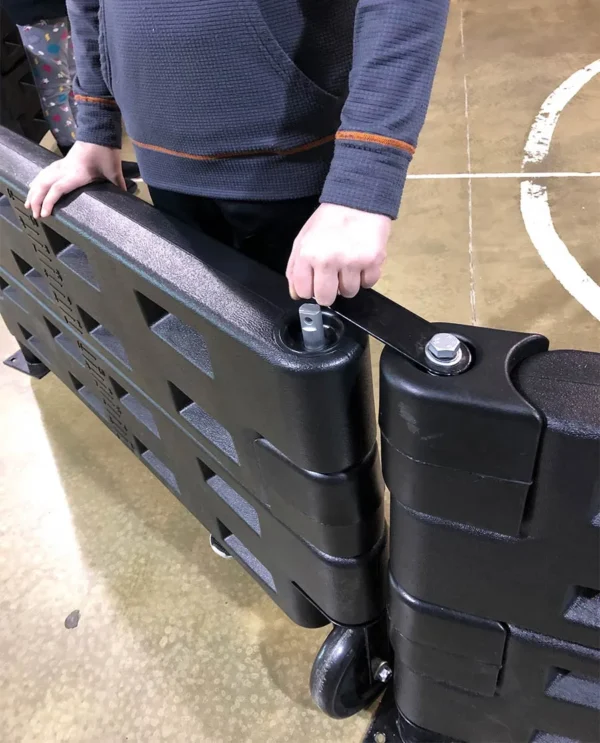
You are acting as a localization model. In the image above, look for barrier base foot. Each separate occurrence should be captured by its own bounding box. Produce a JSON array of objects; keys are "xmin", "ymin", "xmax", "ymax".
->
[
  {"xmin": 363, "ymin": 689, "xmax": 456, "ymax": 743},
  {"xmin": 4, "ymin": 349, "xmax": 49, "ymax": 379},
  {"xmin": 363, "ymin": 688, "xmax": 402, "ymax": 743}
]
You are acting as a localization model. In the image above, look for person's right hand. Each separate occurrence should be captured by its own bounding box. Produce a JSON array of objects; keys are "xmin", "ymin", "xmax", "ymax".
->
[{"xmin": 25, "ymin": 141, "xmax": 126, "ymax": 219}]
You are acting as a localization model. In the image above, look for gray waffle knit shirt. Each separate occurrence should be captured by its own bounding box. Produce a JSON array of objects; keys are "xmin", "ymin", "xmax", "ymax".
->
[{"xmin": 66, "ymin": 0, "xmax": 449, "ymax": 218}]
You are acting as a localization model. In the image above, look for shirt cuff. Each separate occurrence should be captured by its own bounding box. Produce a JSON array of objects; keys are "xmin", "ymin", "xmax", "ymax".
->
[
  {"xmin": 74, "ymin": 97, "xmax": 122, "ymax": 149},
  {"xmin": 320, "ymin": 139, "xmax": 413, "ymax": 219}
]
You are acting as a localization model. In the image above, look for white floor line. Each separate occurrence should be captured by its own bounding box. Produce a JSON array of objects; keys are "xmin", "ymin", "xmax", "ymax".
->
[
  {"xmin": 407, "ymin": 171, "xmax": 600, "ymax": 180},
  {"xmin": 460, "ymin": 7, "xmax": 477, "ymax": 325}
]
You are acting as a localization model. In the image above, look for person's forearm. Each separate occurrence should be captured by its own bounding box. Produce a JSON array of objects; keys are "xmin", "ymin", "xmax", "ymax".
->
[
  {"xmin": 67, "ymin": 0, "xmax": 122, "ymax": 148},
  {"xmin": 321, "ymin": 0, "xmax": 450, "ymax": 219}
]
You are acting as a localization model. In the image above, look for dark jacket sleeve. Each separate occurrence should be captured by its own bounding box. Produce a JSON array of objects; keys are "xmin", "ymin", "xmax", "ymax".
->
[
  {"xmin": 320, "ymin": 0, "xmax": 450, "ymax": 219},
  {"xmin": 66, "ymin": 0, "xmax": 121, "ymax": 148}
]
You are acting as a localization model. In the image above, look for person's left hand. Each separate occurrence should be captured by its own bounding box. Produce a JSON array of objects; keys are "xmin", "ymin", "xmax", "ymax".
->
[{"xmin": 286, "ymin": 203, "xmax": 391, "ymax": 306}]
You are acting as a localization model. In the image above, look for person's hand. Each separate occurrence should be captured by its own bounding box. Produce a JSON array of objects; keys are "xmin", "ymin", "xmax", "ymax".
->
[
  {"xmin": 286, "ymin": 203, "xmax": 391, "ymax": 306},
  {"xmin": 25, "ymin": 141, "xmax": 126, "ymax": 219}
]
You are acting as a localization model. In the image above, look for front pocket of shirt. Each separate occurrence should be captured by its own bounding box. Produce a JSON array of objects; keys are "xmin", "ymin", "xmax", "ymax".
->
[
  {"xmin": 107, "ymin": 0, "xmax": 343, "ymax": 155},
  {"xmin": 242, "ymin": 1, "xmax": 343, "ymax": 108}
]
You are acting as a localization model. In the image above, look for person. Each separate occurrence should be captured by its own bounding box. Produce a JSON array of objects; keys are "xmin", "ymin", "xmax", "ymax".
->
[
  {"xmin": 2, "ymin": 0, "xmax": 139, "ymax": 179},
  {"xmin": 25, "ymin": 0, "xmax": 450, "ymax": 305}
]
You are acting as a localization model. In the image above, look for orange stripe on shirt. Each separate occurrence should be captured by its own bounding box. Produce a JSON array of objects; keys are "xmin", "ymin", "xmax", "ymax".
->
[
  {"xmin": 131, "ymin": 134, "xmax": 336, "ymax": 161},
  {"xmin": 336, "ymin": 131, "xmax": 416, "ymax": 155},
  {"xmin": 74, "ymin": 94, "xmax": 118, "ymax": 106}
]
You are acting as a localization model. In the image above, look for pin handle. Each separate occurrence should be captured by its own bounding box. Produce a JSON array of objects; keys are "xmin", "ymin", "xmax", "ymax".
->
[{"xmin": 299, "ymin": 303, "xmax": 326, "ymax": 351}]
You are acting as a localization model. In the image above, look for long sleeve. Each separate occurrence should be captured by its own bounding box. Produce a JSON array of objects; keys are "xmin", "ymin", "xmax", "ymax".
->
[
  {"xmin": 66, "ymin": 0, "xmax": 121, "ymax": 148},
  {"xmin": 320, "ymin": 0, "xmax": 450, "ymax": 219}
]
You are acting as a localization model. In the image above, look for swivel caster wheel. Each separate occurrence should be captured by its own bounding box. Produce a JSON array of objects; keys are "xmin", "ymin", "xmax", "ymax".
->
[
  {"xmin": 310, "ymin": 624, "xmax": 391, "ymax": 719},
  {"xmin": 209, "ymin": 535, "xmax": 232, "ymax": 559}
]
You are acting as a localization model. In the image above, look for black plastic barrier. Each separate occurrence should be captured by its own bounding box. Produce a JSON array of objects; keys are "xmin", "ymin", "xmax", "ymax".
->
[
  {"xmin": 381, "ymin": 327, "xmax": 600, "ymax": 742},
  {"xmin": 0, "ymin": 127, "xmax": 390, "ymax": 717},
  {"xmin": 2, "ymin": 127, "xmax": 599, "ymax": 737}
]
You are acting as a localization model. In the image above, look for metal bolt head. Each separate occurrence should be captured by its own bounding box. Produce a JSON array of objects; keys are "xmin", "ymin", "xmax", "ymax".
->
[
  {"xmin": 426, "ymin": 333, "xmax": 461, "ymax": 360},
  {"xmin": 374, "ymin": 661, "xmax": 393, "ymax": 684}
]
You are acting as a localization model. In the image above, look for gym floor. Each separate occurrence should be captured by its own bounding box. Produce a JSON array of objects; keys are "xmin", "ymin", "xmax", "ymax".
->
[{"xmin": 1, "ymin": 1, "xmax": 598, "ymax": 741}]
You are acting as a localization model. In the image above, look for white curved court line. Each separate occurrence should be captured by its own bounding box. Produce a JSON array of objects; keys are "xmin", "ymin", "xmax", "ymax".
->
[
  {"xmin": 523, "ymin": 59, "xmax": 600, "ymax": 164},
  {"xmin": 520, "ymin": 59, "xmax": 600, "ymax": 321},
  {"xmin": 521, "ymin": 181, "xmax": 600, "ymax": 321}
]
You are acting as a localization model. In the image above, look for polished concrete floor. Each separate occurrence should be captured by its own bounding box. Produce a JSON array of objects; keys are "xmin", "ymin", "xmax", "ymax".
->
[{"xmin": 1, "ymin": 1, "xmax": 599, "ymax": 741}]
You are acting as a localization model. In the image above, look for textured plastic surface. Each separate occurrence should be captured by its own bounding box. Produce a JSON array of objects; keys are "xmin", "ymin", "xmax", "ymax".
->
[
  {"xmin": 383, "ymin": 338, "xmax": 600, "ymax": 648},
  {"xmin": 383, "ymin": 329, "xmax": 600, "ymax": 742},
  {"xmin": 0, "ymin": 127, "xmax": 386, "ymax": 628},
  {"xmin": 392, "ymin": 587, "xmax": 600, "ymax": 743}
]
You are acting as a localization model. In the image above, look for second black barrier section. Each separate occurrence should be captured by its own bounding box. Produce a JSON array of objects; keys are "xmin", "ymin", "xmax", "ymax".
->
[
  {"xmin": 1, "ymin": 13, "xmax": 48, "ymax": 143},
  {"xmin": 381, "ymin": 321, "xmax": 600, "ymax": 742},
  {"xmin": 0, "ymin": 127, "xmax": 389, "ymax": 718}
]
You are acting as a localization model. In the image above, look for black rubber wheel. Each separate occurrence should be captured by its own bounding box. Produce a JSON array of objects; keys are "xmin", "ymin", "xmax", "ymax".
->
[{"xmin": 310, "ymin": 625, "xmax": 383, "ymax": 719}]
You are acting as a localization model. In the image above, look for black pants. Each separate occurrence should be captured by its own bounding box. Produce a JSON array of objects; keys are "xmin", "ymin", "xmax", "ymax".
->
[{"xmin": 148, "ymin": 187, "xmax": 319, "ymax": 276}]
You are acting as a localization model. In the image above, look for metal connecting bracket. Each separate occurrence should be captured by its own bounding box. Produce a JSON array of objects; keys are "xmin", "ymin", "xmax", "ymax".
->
[{"xmin": 334, "ymin": 292, "xmax": 472, "ymax": 376}]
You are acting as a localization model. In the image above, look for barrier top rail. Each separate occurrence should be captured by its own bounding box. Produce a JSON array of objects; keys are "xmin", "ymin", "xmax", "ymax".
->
[
  {"xmin": 0, "ymin": 126, "xmax": 471, "ymax": 376},
  {"xmin": 0, "ymin": 127, "xmax": 300, "ymax": 341}
]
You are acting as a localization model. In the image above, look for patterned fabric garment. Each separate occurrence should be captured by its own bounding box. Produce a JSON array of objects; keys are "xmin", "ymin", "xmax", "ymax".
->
[{"xmin": 17, "ymin": 17, "xmax": 77, "ymax": 147}]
